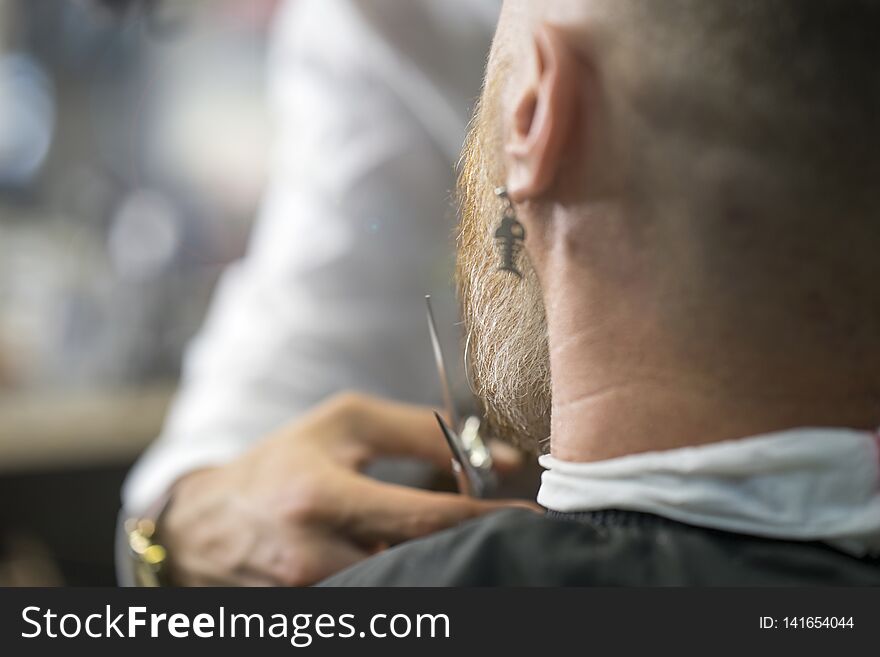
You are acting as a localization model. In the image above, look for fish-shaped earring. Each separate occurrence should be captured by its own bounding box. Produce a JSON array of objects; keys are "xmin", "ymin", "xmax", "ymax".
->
[{"xmin": 493, "ymin": 186, "xmax": 526, "ymax": 277}]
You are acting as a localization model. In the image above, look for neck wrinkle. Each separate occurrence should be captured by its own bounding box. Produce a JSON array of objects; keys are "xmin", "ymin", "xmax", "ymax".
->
[{"xmin": 541, "ymin": 258, "xmax": 880, "ymax": 464}]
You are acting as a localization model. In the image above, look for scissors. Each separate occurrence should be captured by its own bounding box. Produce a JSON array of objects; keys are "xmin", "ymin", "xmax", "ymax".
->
[{"xmin": 425, "ymin": 295, "xmax": 496, "ymax": 498}]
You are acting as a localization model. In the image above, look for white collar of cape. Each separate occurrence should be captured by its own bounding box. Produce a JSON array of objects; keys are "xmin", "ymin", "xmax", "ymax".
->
[{"xmin": 537, "ymin": 427, "xmax": 880, "ymax": 557}]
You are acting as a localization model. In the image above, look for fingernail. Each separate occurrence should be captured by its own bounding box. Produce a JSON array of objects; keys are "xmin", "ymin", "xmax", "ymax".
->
[{"xmin": 489, "ymin": 441, "xmax": 524, "ymax": 465}]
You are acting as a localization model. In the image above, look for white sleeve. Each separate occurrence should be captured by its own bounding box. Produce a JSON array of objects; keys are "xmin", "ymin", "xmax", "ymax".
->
[{"xmin": 122, "ymin": 0, "xmax": 499, "ymax": 513}]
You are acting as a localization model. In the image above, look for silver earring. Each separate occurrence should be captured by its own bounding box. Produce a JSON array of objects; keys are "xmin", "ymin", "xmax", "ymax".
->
[{"xmin": 493, "ymin": 187, "xmax": 526, "ymax": 278}]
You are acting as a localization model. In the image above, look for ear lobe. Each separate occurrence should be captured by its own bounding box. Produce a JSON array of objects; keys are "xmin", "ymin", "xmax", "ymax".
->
[{"xmin": 504, "ymin": 24, "xmax": 578, "ymax": 202}]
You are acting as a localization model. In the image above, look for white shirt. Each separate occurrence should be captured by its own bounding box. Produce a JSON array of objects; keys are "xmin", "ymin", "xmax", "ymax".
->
[
  {"xmin": 538, "ymin": 428, "xmax": 880, "ymax": 556},
  {"xmin": 123, "ymin": 0, "xmax": 500, "ymax": 514}
]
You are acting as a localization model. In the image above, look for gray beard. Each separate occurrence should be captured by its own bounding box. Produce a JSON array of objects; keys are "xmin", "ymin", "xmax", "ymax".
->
[{"xmin": 456, "ymin": 195, "xmax": 552, "ymax": 453}]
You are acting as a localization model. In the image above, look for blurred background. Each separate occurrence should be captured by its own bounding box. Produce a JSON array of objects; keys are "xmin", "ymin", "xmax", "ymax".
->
[{"xmin": 0, "ymin": 0, "xmax": 277, "ymax": 584}]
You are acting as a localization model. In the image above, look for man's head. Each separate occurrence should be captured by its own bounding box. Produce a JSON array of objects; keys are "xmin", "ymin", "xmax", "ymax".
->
[{"xmin": 458, "ymin": 0, "xmax": 880, "ymax": 454}]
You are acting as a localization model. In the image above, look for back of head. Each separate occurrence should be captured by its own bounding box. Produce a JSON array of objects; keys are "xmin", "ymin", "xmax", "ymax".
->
[{"xmin": 602, "ymin": 0, "xmax": 880, "ymax": 397}]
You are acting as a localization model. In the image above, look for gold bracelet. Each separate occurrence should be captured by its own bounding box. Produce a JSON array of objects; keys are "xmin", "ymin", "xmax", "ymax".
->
[{"xmin": 126, "ymin": 491, "xmax": 172, "ymax": 587}]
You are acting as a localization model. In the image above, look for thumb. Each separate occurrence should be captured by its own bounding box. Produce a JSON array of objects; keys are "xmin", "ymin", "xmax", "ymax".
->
[{"xmin": 488, "ymin": 440, "xmax": 529, "ymax": 474}]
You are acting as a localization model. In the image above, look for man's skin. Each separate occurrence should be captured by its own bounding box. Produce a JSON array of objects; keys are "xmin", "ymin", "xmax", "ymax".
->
[{"xmin": 470, "ymin": 0, "xmax": 880, "ymax": 464}]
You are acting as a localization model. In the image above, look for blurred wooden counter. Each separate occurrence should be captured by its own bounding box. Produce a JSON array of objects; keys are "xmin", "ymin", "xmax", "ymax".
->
[{"xmin": 0, "ymin": 385, "xmax": 173, "ymax": 473}]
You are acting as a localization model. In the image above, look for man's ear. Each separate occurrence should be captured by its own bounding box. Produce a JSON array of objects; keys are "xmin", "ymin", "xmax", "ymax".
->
[{"xmin": 504, "ymin": 24, "xmax": 579, "ymax": 202}]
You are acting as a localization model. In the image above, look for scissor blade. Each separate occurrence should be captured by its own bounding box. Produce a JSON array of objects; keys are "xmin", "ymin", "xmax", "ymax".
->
[
  {"xmin": 433, "ymin": 411, "xmax": 473, "ymax": 497},
  {"xmin": 425, "ymin": 295, "xmax": 459, "ymax": 430}
]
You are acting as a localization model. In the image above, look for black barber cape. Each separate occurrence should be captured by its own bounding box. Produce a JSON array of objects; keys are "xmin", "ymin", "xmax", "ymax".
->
[{"xmin": 319, "ymin": 509, "xmax": 880, "ymax": 586}]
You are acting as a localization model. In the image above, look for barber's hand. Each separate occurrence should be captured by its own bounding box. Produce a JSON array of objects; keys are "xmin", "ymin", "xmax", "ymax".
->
[{"xmin": 159, "ymin": 393, "xmax": 533, "ymax": 586}]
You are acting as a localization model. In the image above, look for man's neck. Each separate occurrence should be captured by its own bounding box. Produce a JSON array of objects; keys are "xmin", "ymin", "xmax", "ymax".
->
[{"xmin": 539, "ymin": 248, "xmax": 880, "ymax": 464}]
